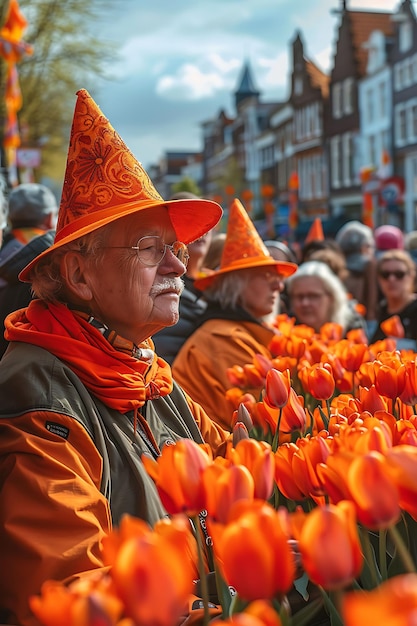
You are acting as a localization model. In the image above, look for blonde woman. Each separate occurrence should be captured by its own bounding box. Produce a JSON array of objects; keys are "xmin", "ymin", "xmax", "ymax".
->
[{"xmin": 370, "ymin": 249, "xmax": 417, "ymax": 345}]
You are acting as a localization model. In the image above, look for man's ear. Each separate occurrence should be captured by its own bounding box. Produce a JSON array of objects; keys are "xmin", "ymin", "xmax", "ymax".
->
[{"xmin": 60, "ymin": 252, "xmax": 93, "ymax": 302}]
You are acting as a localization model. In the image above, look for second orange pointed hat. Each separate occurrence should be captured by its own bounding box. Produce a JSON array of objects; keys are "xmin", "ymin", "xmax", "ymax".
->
[
  {"xmin": 305, "ymin": 217, "xmax": 324, "ymax": 244},
  {"xmin": 194, "ymin": 198, "xmax": 297, "ymax": 291},
  {"xmin": 20, "ymin": 89, "xmax": 222, "ymax": 282}
]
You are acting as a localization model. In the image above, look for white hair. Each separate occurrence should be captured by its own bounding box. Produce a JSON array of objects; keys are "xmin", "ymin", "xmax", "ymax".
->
[
  {"xmin": 286, "ymin": 260, "xmax": 352, "ymax": 331},
  {"xmin": 203, "ymin": 269, "xmax": 253, "ymax": 309}
]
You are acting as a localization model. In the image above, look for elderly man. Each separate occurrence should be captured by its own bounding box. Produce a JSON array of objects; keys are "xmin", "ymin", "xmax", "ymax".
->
[{"xmin": 0, "ymin": 90, "xmax": 227, "ymax": 626}]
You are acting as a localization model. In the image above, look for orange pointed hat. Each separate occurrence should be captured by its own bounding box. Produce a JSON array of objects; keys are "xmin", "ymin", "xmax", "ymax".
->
[
  {"xmin": 305, "ymin": 217, "xmax": 324, "ymax": 244},
  {"xmin": 19, "ymin": 89, "xmax": 222, "ymax": 282},
  {"xmin": 194, "ymin": 198, "xmax": 297, "ymax": 291}
]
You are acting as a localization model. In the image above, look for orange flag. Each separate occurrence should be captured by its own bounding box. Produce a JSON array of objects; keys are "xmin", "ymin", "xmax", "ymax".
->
[{"xmin": 305, "ymin": 217, "xmax": 324, "ymax": 243}]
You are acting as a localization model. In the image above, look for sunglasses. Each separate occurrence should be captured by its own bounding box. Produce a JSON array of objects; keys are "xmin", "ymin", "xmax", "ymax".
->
[{"xmin": 378, "ymin": 270, "xmax": 408, "ymax": 280}]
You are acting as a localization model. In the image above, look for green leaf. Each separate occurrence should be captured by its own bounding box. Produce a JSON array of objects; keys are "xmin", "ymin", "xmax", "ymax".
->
[{"xmin": 291, "ymin": 596, "xmax": 326, "ymax": 626}]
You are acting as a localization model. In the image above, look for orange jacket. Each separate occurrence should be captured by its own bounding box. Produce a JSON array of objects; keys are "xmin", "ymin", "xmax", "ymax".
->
[
  {"xmin": 172, "ymin": 318, "xmax": 274, "ymax": 430},
  {"xmin": 0, "ymin": 341, "xmax": 228, "ymax": 626}
]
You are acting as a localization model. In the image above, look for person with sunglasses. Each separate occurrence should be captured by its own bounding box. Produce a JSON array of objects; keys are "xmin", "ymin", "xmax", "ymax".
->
[
  {"xmin": 0, "ymin": 90, "xmax": 231, "ymax": 626},
  {"xmin": 369, "ymin": 249, "xmax": 417, "ymax": 347}
]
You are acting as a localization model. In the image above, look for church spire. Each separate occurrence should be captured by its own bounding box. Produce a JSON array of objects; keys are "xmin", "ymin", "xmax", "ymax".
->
[{"xmin": 234, "ymin": 61, "xmax": 260, "ymax": 109}]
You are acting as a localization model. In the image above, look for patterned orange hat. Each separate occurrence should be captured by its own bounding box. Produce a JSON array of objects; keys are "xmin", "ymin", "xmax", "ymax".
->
[
  {"xmin": 194, "ymin": 198, "xmax": 297, "ymax": 291},
  {"xmin": 19, "ymin": 89, "xmax": 222, "ymax": 282}
]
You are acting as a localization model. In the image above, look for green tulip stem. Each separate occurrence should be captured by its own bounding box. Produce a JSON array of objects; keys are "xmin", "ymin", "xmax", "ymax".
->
[
  {"xmin": 388, "ymin": 523, "xmax": 416, "ymax": 573},
  {"xmin": 272, "ymin": 407, "xmax": 283, "ymax": 453},
  {"xmin": 379, "ymin": 529, "xmax": 388, "ymax": 580},
  {"xmin": 193, "ymin": 514, "xmax": 210, "ymax": 626}
]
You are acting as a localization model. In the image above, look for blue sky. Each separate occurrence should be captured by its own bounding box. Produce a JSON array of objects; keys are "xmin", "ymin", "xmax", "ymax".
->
[{"xmin": 90, "ymin": 0, "xmax": 401, "ymax": 169}]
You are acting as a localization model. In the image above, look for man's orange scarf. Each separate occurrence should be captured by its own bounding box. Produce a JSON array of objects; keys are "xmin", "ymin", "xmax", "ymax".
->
[{"xmin": 5, "ymin": 300, "xmax": 173, "ymax": 414}]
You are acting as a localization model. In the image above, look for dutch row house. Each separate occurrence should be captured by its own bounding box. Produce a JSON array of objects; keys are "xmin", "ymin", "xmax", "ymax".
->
[{"xmin": 154, "ymin": 0, "xmax": 417, "ymax": 238}]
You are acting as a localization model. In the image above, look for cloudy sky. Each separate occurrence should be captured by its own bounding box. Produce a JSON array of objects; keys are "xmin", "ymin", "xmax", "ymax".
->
[{"xmin": 92, "ymin": 0, "xmax": 401, "ymax": 170}]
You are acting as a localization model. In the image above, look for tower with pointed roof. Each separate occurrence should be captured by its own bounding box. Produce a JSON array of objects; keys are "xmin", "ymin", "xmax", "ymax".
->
[{"xmin": 234, "ymin": 61, "xmax": 260, "ymax": 110}]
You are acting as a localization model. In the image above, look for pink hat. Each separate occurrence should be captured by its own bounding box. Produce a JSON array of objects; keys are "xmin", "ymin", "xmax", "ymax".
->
[{"xmin": 374, "ymin": 225, "xmax": 404, "ymax": 251}]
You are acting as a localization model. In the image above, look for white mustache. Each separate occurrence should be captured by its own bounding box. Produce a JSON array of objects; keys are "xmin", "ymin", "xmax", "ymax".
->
[{"xmin": 150, "ymin": 278, "xmax": 184, "ymax": 297}]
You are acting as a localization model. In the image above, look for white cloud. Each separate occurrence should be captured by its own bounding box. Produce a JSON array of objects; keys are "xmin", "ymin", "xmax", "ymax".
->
[
  {"xmin": 258, "ymin": 52, "xmax": 290, "ymax": 91},
  {"xmin": 156, "ymin": 63, "xmax": 227, "ymax": 100}
]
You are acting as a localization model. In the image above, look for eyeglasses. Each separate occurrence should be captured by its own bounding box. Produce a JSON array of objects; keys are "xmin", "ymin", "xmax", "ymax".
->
[
  {"xmin": 263, "ymin": 271, "xmax": 285, "ymax": 284},
  {"xmin": 291, "ymin": 292, "xmax": 329, "ymax": 304},
  {"xmin": 103, "ymin": 235, "xmax": 190, "ymax": 267},
  {"xmin": 378, "ymin": 270, "xmax": 408, "ymax": 280}
]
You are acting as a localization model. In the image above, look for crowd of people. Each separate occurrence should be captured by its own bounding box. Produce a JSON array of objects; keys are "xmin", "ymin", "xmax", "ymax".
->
[{"xmin": 0, "ymin": 88, "xmax": 416, "ymax": 626}]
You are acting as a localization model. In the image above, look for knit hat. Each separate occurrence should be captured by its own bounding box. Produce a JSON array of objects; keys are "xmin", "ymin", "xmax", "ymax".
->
[
  {"xmin": 8, "ymin": 183, "xmax": 58, "ymax": 227},
  {"xmin": 194, "ymin": 198, "xmax": 297, "ymax": 291},
  {"xmin": 19, "ymin": 89, "xmax": 222, "ymax": 282},
  {"xmin": 374, "ymin": 225, "xmax": 404, "ymax": 251},
  {"xmin": 335, "ymin": 220, "xmax": 374, "ymax": 255}
]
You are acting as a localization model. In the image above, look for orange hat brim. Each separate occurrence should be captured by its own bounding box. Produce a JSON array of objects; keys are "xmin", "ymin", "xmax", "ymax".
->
[
  {"xmin": 194, "ymin": 257, "xmax": 297, "ymax": 291},
  {"xmin": 19, "ymin": 197, "xmax": 222, "ymax": 282}
]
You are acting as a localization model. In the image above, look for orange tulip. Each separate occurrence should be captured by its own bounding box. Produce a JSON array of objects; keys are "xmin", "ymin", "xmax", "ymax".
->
[
  {"xmin": 380, "ymin": 314, "xmax": 405, "ymax": 338},
  {"xmin": 292, "ymin": 435, "xmax": 331, "ymax": 501},
  {"xmin": 357, "ymin": 385, "xmax": 388, "ymax": 413},
  {"xmin": 322, "ymin": 352, "xmax": 346, "ymax": 384},
  {"xmin": 346, "ymin": 327, "xmax": 369, "ymax": 344},
  {"xmin": 293, "ymin": 501, "xmax": 363, "ymax": 590},
  {"xmin": 102, "ymin": 514, "xmax": 152, "ymax": 567},
  {"xmin": 253, "ymin": 400, "xmax": 279, "ymax": 434},
  {"xmin": 302, "ymin": 363, "xmax": 335, "ymax": 400},
  {"xmin": 385, "ymin": 445, "xmax": 417, "ymax": 521},
  {"xmin": 269, "ymin": 333, "xmax": 307, "ymax": 359},
  {"xmin": 346, "ymin": 451, "xmax": 401, "ymax": 529},
  {"xmin": 203, "ymin": 462, "xmax": 254, "ymax": 523},
  {"xmin": 218, "ymin": 600, "xmax": 283, "ymax": 626},
  {"xmin": 264, "ymin": 368, "xmax": 290, "ymax": 409},
  {"xmin": 307, "ymin": 338, "xmax": 328, "ymax": 364},
  {"xmin": 336, "ymin": 341, "xmax": 369, "ymax": 372},
  {"xmin": 357, "ymin": 361, "xmax": 376, "ymax": 388},
  {"xmin": 280, "ymin": 388, "xmax": 307, "ymax": 433},
  {"xmin": 30, "ymin": 575, "xmax": 123, "ymax": 626},
  {"xmin": 274, "ymin": 442, "xmax": 306, "ymax": 501},
  {"xmin": 374, "ymin": 361, "xmax": 407, "ymax": 400},
  {"xmin": 253, "ymin": 353, "xmax": 274, "ymax": 377},
  {"xmin": 317, "ymin": 450, "xmax": 356, "ymax": 504},
  {"xmin": 245, "ymin": 600, "xmax": 283, "ymax": 626},
  {"xmin": 142, "ymin": 438, "xmax": 211, "ymax": 515},
  {"xmin": 229, "ymin": 439, "xmax": 275, "ymax": 500},
  {"xmin": 399, "ymin": 359, "xmax": 417, "ymax": 406},
  {"xmin": 352, "ymin": 416, "xmax": 393, "ymax": 454},
  {"xmin": 226, "ymin": 387, "xmax": 247, "ymax": 411},
  {"xmin": 211, "ymin": 502, "xmax": 295, "ymax": 600},
  {"xmin": 244, "ymin": 363, "xmax": 266, "ymax": 387},
  {"xmin": 342, "ymin": 574, "xmax": 417, "ymax": 626},
  {"xmin": 320, "ymin": 322, "xmax": 344, "ymax": 342},
  {"xmin": 111, "ymin": 521, "xmax": 195, "ymax": 626},
  {"xmin": 226, "ymin": 365, "xmax": 247, "ymax": 387}
]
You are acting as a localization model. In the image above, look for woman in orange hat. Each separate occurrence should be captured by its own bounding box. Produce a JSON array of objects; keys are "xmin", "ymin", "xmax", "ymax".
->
[{"xmin": 172, "ymin": 198, "xmax": 297, "ymax": 431}]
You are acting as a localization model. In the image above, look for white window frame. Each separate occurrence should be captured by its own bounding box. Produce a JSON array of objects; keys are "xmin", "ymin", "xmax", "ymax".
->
[
  {"xmin": 400, "ymin": 21, "xmax": 413, "ymax": 53},
  {"xmin": 333, "ymin": 83, "xmax": 342, "ymax": 119},
  {"xmin": 331, "ymin": 135, "xmax": 341, "ymax": 188},
  {"xmin": 343, "ymin": 78, "xmax": 354, "ymax": 115},
  {"xmin": 342, "ymin": 132, "xmax": 352, "ymax": 187}
]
